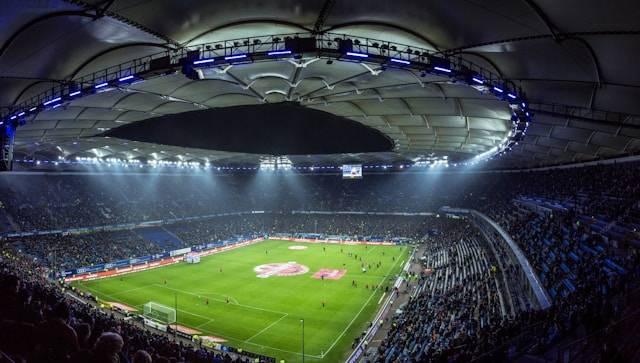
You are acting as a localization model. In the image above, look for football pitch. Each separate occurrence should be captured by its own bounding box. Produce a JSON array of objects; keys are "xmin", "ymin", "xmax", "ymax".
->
[{"xmin": 72, "ymin": 239, "xmax": 410, "ymax": 362}]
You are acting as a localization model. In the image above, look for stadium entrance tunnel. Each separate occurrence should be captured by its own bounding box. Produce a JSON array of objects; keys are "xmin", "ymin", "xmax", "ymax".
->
[{"xmin": 104, "ymin": 102, "xmax": 393, "ymax": 155}]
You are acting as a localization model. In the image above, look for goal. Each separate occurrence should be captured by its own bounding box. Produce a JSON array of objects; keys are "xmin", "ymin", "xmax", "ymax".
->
[
  {"xmin": 186, "ymin": 253, "xmax": 200, "ymax": 264},
  {"xmin": 143, "ymin": 301, "xmax": 176, "ymax": 325}
]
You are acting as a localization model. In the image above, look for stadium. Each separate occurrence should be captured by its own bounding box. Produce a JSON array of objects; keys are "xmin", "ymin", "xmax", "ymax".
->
[{"xmin": 0, "ymin": 1, "xmax": 639, "ymax": 362}]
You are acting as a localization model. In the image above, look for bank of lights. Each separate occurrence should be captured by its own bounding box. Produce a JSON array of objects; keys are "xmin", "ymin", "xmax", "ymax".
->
[
  {"xmin": 4, "ymin": 33, "xmax": 530, "ymax": 165},
  {"xmin": 267, "ymin": 50, "xmax": 292, "ymax": 56},
  {"xmin": 259, "ymin": 156, "xmax": 292, "ymax": 171}
]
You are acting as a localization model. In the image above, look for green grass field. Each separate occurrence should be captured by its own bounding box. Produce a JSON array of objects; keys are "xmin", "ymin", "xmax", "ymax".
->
[{"xmin": 72, "ymin": 239, "xmax": 410, "ymax": 362}]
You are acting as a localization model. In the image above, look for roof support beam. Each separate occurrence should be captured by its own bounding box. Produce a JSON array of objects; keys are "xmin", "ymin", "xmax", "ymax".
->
[
  {"xmin": 68, "ymin": 42, "xmax": 173, "ymax": 80},
  {"xmin": 0, "ymin": 11, "xmax": 96, "ymax": 58},
  {"xmin": 63, "ymin": 0, "xmax": 180, "ymax": 46},
  {"xmin": 313, "ymin": 0, "xmax": 336, "ymax": 34},
  {"xmin": 443, "ymin": 30, "xmax": 640, "ymax": 56},
  {"xmin": 521, "ymin": 0, "xmax": 559, "ymax": 40}
]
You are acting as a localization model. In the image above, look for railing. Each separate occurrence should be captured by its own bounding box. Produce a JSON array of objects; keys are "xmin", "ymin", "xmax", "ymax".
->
[
  {"xmin": 440, "ymin": 206, "xmax": 552, "ymax": 310},
  {"xmin": 3, "ymin": 31, "xmax": 519, "ymax": 118}
]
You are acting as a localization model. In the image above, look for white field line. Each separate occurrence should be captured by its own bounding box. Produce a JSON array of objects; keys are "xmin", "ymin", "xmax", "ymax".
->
[
  {"xmin": 154, "ymin": 284, "xmax": 287, "ymax": 315},
  {"xmin": 194, "ymin": 317, "xmax": 216, "ymax": 329},
  {"xmin": 244, "ymin": 313, "xmax": 289, "ymax": 343},
  {"xmin": 109, "ymin": 283, "xmax": 158, "ymax": 296},
  {"xmin": 81, "ymin": 242, "xmax": 405, "ymax": 360},
  {"xmin": 83, "ymin": 285, "xmax": 219, "ymax": 323},
  {"xmin": 365, "ymin": 245, "xmax": 379, "ymax": 255},
  {"xmin": 191, "ymin": 291, "xmax": 240, "ymax": 305},
  {"xmin": 377, "ymin": 292, "xmax": 386, "ymax": 305},
  {"xmin": 320, "ymin": 246, "xmax": 406, "ymax": 358},
  {"xmin": 195, "ymin": 325, "xmax": 324, "ymax": 359}
]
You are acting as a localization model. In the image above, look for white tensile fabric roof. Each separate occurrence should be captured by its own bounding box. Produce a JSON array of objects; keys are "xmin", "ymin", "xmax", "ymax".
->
[{"xmin": 1, "ymin": 0, "xmax": 639, "ymax": 167}]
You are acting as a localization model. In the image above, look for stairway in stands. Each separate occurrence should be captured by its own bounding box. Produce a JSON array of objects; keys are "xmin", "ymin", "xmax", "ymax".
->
[{"xmin": 134, "ymin": 226, "xmax": 185, "ymax": 251}]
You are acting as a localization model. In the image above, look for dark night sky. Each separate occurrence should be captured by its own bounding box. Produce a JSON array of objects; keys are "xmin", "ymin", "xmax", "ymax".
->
[{"xmin": 105, "ymin": 102, "xmax": 393, "ymax": 155}]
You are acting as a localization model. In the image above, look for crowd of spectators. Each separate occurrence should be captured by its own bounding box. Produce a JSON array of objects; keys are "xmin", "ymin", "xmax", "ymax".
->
[
  {"xmin": 0, "ymin": 161, "xmax": 639, "ymax": 362},
  {"xmin": 5, "ymin": 213, "xmax": 438, "ymax": 271},
  {"xmin": 375, "ymin": 210, "xmax": 639, "ymax": 362},
  {"xmin": 378, "ymin": 221, "xmax": 507, "ymax": 362},
  {"xmin": 0, "ymin": 161, "xmax": 638, "ymax": 232},
  {"xmin": 8, "ymin": 230, "xmax": 162, "ymax": 271},
  {"xmin": 0, "ymin": 250, "xmax": 252, "ymax": 363}
]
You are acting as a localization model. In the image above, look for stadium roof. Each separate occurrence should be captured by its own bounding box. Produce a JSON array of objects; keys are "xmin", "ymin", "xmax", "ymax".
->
[{"xmin": 1, "ymin": 0, "xmax": 640, "ymax": 168}]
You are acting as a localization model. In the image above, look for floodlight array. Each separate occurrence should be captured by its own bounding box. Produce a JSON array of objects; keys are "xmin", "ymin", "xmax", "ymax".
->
[{"xmin": 2, "ymin": 31, "xmax": 532, "ymax": 165}]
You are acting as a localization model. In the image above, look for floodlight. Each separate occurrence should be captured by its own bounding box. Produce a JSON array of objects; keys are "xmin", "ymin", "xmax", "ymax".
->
[
  {"xmin": 43, "ymin": 97, "xmax": 61, "ymax": 106},
  {"xmin": 268, "ymin": 50, "xmax": 292, "ymax": 56},
  {"xmin": 433, "ymin": 66, "xmax": 452, "ymax": 73},
  {"xmin": 390, "ymin": 58, "xmax": 410, "ymax": 65},
  {"xmin": 224, "ymin": 54, "xmax": 247, "ymax": 60}
]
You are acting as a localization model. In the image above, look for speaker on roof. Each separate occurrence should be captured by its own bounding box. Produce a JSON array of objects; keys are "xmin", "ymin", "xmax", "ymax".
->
[
  {"xmin": 149, "ymin": 56, "xmax": 171, "ymax": 71},
  {"xmin": 284, "ymin": 37, "xmax": 317, "ymax": 53},
  {"xmin": 338, "ymin": 39, "xmax": 353, "ymax": 53}
]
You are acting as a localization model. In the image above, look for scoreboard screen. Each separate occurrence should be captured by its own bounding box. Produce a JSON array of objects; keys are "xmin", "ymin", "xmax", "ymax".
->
[{"xmin": 342, "ymin": 164, "xmax": 362, "ymax": 179}]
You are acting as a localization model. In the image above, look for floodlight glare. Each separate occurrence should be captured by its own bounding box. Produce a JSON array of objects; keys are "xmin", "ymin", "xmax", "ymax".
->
[
  {"xmin": 433, "ymin": 66, "xmax": 452, "ymax": 73},
  {"xmin": 345, "ymin": 51, "xmax": 368, "ymax": 58},
  {"xmin": 390, "ymin": 58, "xmax": 410, "ymax": 65},
  {"xmin": 193, "ymin": 58, "xmax": 214, "ymax": 65},
  {"xmin": 43, "ymin": 97, "xmax": 62, "ymax": 106},
  {"xmin": 267, "ymin": 50, "xmax": 292, "ymax": 56},
  {"xmin": 224, "ymin": 54, "xmax": 247, "ymax": 60}
]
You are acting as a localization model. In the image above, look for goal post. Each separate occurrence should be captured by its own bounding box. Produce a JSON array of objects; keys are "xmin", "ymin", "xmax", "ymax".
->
[{"xmin": 143, "ymin": 301, "xmax": 176, "ymax": 325}]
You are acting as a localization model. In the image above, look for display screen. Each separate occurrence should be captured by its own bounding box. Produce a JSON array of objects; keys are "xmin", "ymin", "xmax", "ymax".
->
[{"xmin": 342, "ymin": 164, "xmax": 362, "ymax": 179}]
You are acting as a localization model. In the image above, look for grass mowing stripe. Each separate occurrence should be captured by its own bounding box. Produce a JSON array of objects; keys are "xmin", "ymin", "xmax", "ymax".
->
[
  {"xmin": 73, "ymin": 240, "xmax": 409, "ymax": 362},
  {"xmin": 320, "ymin": 245, "xmax": 406, "ymax": 358}
]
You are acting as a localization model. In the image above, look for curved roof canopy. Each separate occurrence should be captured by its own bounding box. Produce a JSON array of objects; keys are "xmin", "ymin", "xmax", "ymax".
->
[{"xmin": 2, "ymin": 0, "xmax": 640, "ymax": 168}]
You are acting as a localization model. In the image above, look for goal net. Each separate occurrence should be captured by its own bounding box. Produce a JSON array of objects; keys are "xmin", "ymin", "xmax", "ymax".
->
[
  {"xmin": 186, "ymin": 253, "xmax": 200, "ymax": 264},
  {"xmin": 143, "ymin": 302, "xmax": 176, "ymax": 325}
]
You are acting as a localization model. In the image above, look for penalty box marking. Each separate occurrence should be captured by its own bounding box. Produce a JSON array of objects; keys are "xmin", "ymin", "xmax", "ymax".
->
[
  {"xmin": 195, "ymin": 325, "xmax": 324, "ymax": 359},
  {"xmin": 81, "ymin": 285, "xmax": 216, "ymax": 323},
  {"xmin": 155, "ymin": 284, "xmax": 288, "ymax": 315},
  {"xmin": 83, "ymin": 243, "xmax": 406, "ymax": 359},
  {"xmin": 243, "ymin": 313, "xmax": 289, "ymax": 343}
]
